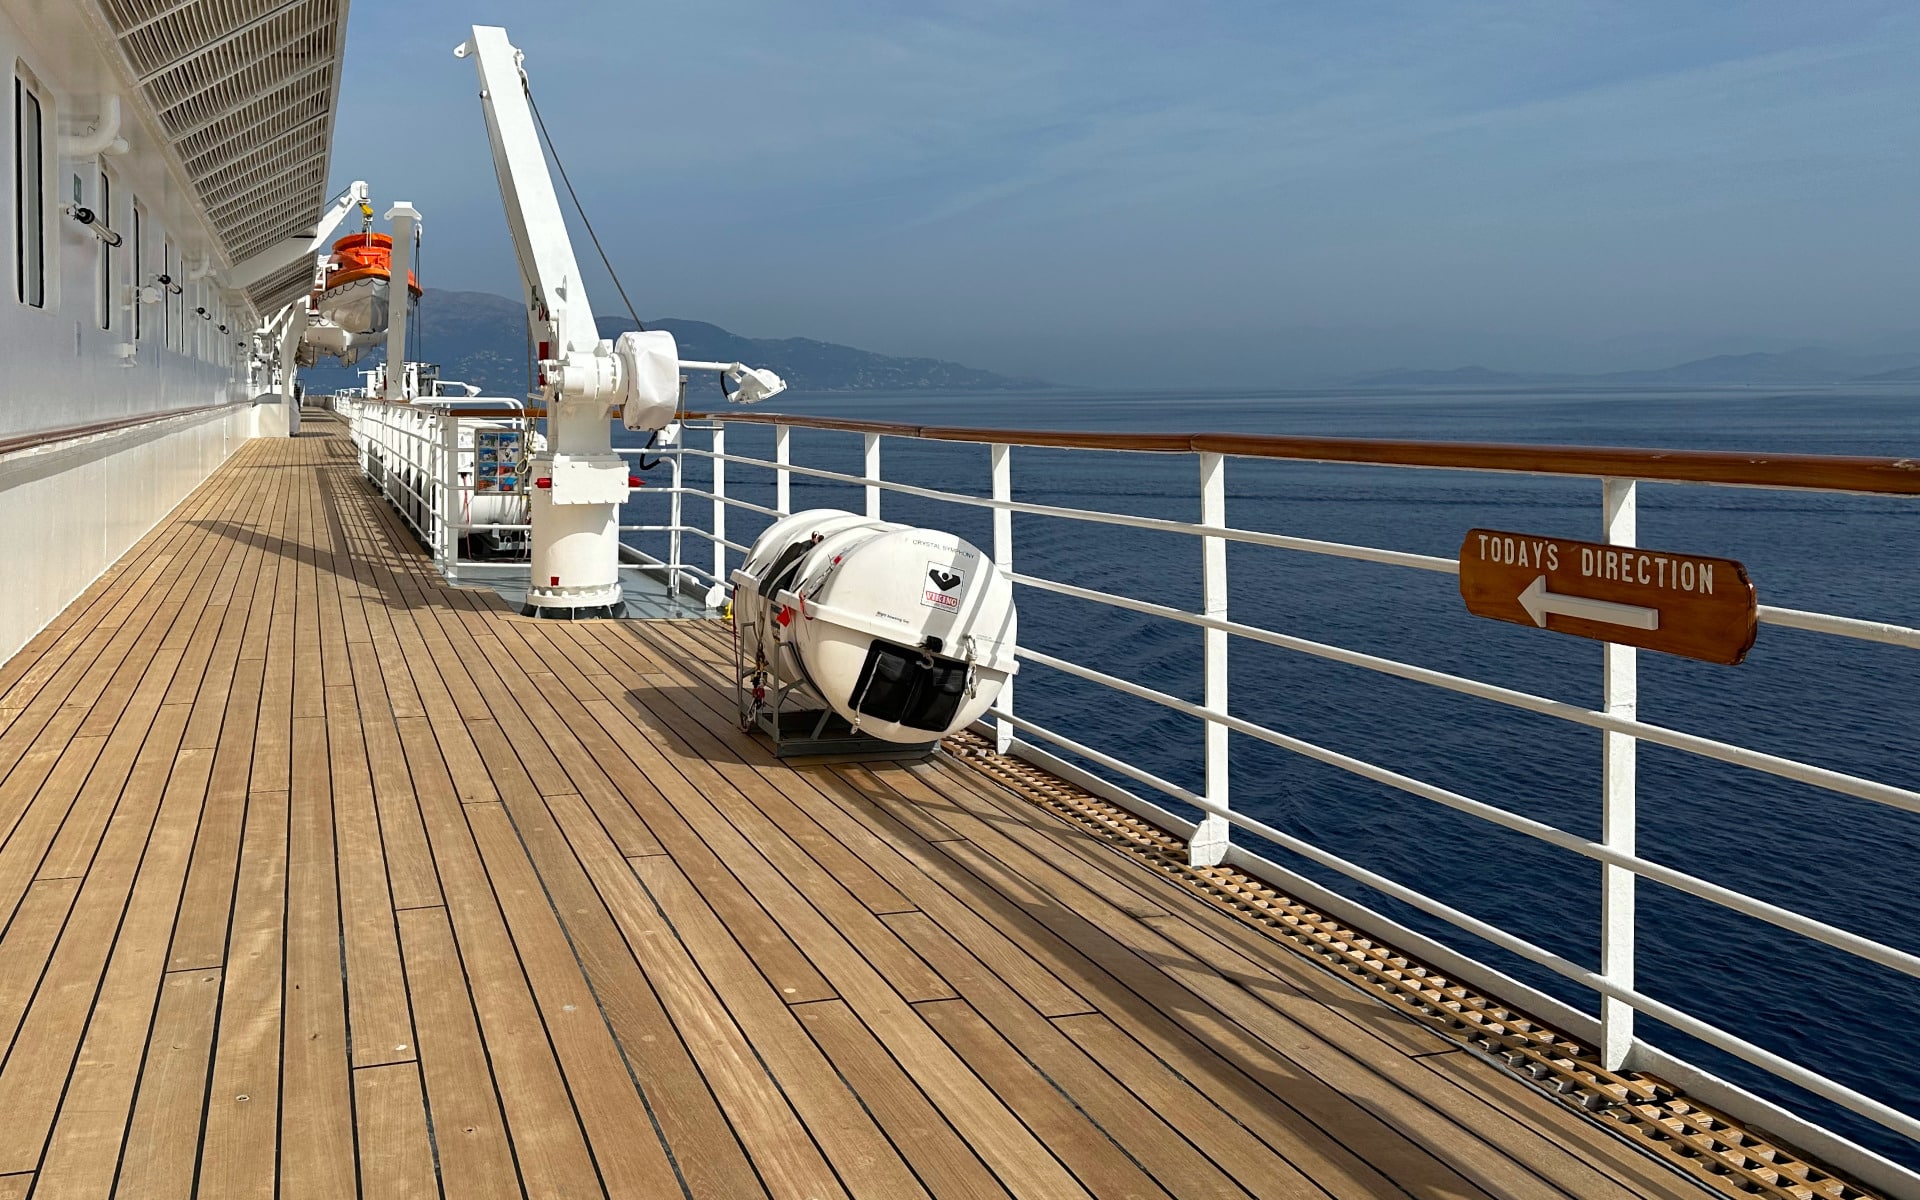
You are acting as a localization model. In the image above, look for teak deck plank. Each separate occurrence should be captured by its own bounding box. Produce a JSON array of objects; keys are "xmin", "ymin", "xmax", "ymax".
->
[
  {"xmin": 112, "ymin": 968, "xmax": 221, "ymax": 1200},
  {"xmin": 281, "ymin": 715, "xmax": 357, "ymax": 1199},
  {"xmin": 32, "ymin": 740, "xmax": 212, "ymax": 1197},
  {"xmin": 327, "ymin": 684, "xmax": 414, "ymax": 1069},
  {"xmin": 0, "ymin": 878, "xmax": 81, "ymax": 1055},
  {"xmin": 0, "ymin": 422, "xmax": 1712, "ymax": 1199},
  {"xmin": 793, "ymin": 997, "xmax": 1016, "ymax": 1200},
  {"xmin": 461, "ymin": 802, "xmax": 686, "ymax": 1200},
  {"xmin": 396, "ymin": 906, "xmax": 522, "ymax": 1200},
  {"xmin": 520, "ymin": 794, "xmax": 768, "ymax": 1200},
  {"xmin": 633, "ymin": 852, "xmax": 930, "ymax": 1200},
  {"xmin": 916, "ymin": 996, "xmax": 1169, "ymax": 1200},
  {"xmin": 0, "ymin": 700, "xmax": 194, "ymax": 1176},
  {"xmin": 888, "ymin": 910, "xmax": 1257, "ymax": 1200},
  {"xmin": 352, "ymin": 1063, "xmax": 439, "ymax": 1200},
  {"xmin": 195, "ymin": 786, "xmax": 288, "ymax": 1200}
]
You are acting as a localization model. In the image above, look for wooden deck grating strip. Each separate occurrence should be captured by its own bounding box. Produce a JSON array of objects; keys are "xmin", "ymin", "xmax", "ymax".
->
[{"xmin": 0, "ymin": 417, "xmax": 1792, "ymax": 1199}]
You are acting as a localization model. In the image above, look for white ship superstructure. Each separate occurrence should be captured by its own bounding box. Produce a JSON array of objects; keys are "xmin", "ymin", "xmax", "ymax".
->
[{"xmin": 0, "ymin": 0, "xmax": 346, "ymax": 661}]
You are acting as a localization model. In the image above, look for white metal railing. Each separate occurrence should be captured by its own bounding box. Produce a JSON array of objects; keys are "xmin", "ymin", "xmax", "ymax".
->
[
  {"xmin": 333, "ymin": 397, "xmax": 1920, "ymax": 1193},
  {"xmin": 675, "ymin": 417, "xmax": 1920, "ymax": 1194},
  {"xmin": 332, "ymin": 395, "xmax": 463, "ymax": 577},
  {"xmin": 331, "ymin": 396, "xmax": 717, "ymax": 592}
]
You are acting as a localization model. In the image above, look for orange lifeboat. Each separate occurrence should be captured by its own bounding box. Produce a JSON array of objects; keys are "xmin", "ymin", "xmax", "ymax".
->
[{"xmin": 316, "ymin": 232, "xmax": 421, "ymax": 336}]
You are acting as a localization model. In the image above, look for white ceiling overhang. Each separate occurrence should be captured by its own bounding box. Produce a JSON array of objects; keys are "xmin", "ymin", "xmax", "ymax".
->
[{"xmin": 91, "ymin": 0, "xmax": 351, "ymax": 312}]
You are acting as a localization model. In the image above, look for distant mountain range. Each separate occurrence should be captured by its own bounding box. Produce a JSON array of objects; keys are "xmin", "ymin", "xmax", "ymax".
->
[
  {"xmin": 302, "ymin": 289, "xmax": 1048, "ymax": 396},
  {"xmin": 1348, "ymin": 347, "xmax": 1920, "ymax": 388}
]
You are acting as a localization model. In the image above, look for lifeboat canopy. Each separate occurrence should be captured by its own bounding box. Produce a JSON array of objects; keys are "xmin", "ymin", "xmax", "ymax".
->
[{"xmin": 316, "ymin": 232, "xmax": 422, "ymax": 337}]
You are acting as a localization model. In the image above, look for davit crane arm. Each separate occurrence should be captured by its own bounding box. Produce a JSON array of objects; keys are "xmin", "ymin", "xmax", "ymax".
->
[{"xmin": 455, "ymin": 24, "xmax": 787, "ymax": 616}]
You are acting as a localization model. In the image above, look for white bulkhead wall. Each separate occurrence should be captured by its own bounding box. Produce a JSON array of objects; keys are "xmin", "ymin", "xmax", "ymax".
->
[
  {"xmin": 0, "ymin": 2, "xmax": 258, "ymax": 442},
  {"xmin": 0, "ymin": 1, "xmax": 280, "ymax": 662}
]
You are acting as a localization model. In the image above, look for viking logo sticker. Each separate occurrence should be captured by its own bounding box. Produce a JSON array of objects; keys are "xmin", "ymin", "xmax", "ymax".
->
[{"xmin": 923, "ymin": 562, "xmax": 965, "ymax": 611}]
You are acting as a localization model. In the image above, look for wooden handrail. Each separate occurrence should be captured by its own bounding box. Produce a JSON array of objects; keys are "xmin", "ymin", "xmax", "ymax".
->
[
  {"xmin": 0, "ymin": 399, "xmax": 249, "ymax": 459},
  {"xmin": 680, "ymin": 410, "xmax": 1920, "ymax": 495},
  {"xmin": 347, "ymin": 399, "xmax": 1920, "ymax": 494}
]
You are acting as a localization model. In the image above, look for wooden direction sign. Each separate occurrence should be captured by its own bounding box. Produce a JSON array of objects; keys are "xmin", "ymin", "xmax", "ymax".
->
[{"xmin": 1459, "ymin": 528, "xmax": 1758, "ymax": 664}]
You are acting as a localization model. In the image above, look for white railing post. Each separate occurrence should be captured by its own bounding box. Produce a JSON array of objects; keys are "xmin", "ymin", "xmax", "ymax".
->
[
  {"xmin": 1191, "ymin": 452, "xmax": 1230, "ymax": 867},
  {"xmin": 712, "ymin": 422, "xmax": 727, "ymax": 586},
  {"xmin": 1601, "ymin": 476, "xmax": 1638, "ymax": 1070},
  {"xmin": 775, "ymin": 423, "xmax": 791, "ymax": 514},
  {"xmin": 438, "ymin": 413, "xmax": 461, "ymax": 583},
  {"xmin": 665, "ymin": 421, "xmax": 684, "ymax": 599},
  {"xmin": 992, "ymin": 443, "xmax": 1014, "ymax": 755},
  {"xmin": 863, "ymin": 433, "xmax": 882, "ymax": 519}
]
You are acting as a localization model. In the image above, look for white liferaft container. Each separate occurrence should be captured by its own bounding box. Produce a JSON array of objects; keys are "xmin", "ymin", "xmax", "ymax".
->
[
  {"xmin": 732, "ymin": 509, "xmax": 888, "ymax": 637},
  {"xmin": 731, "ymin": 509, "xmax": 1018, "ymax": 743}
]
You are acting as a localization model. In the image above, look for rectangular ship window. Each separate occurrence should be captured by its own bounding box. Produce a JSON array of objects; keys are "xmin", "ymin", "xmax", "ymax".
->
[
  {"xmin": 163, "ymin": 239, "xmax": 173, "ymax": 350},
  {"xmin": 97, "ymin": 168, "xmax": 111, "ymax": 330},
  {"xmin": 130, "ymin": 202, "xmax": 142, "ymax": 341},
  {"xmin": 14, "ymin": 73, "xmax": 44, "ymax": 308}
]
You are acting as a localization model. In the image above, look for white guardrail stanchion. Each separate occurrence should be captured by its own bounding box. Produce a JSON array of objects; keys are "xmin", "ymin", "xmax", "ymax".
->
[
  {"xmin": 667, "ymin": 422, "xmax": 685, "ymax": 598},
  {"xmin": 1600, "ymin": 476, "xmax": 1637, "ymax": 1070},
  {"xmin": 1193, "ymin": 450, "xmax": 1230, "ymax": 867},
  {"xmin": 438, "ymin": 411, "xmax": 461, "ymax": 583},
  {"xmin": 991, "ymin": 442, "xmax": 1014, "ymax": 755},
  {"xmin": 775, "ymin": 423, "xmax": 791, "ymax": 515},
  {"xmin": 711, "ymin": 422, "xmax": 727, "ymax": 588}
]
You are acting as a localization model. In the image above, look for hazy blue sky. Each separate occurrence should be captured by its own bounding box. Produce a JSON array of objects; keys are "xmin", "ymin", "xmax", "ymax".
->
[{"xmin": 329, "ymin": 2, "xmax": 1920, "ymax": 383}]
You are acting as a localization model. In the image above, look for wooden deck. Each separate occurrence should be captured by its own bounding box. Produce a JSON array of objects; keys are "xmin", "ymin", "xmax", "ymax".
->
[{"xmin": 0, "ymin": 419, "xmax": 1708, "ymax": 1199}]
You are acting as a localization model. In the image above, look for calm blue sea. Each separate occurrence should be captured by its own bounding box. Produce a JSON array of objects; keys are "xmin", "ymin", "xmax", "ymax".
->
[{"xmin": 621, "ymin": 384, "xmax": 1920, "ymax": 1172}]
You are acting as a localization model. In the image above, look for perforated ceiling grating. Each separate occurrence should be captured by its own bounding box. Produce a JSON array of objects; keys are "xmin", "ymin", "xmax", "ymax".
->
[
  {"xmin": 96, "ymin": 0, "xmax": 349, "ymax": 309},
  {"xmin": 246, "ymin": 256, "xmax": 318, "ymax": 315}
]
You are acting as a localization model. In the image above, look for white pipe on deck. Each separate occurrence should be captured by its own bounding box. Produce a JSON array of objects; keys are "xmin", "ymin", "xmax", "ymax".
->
[{"xmin": 59, "ymin": 94, "xmax": 127, "ymax": 158}]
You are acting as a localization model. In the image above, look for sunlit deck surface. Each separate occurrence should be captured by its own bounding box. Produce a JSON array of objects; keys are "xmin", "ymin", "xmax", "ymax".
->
[{"xmin": 0, "ymin": 417, "xmax": 1708, "ymax": 1199}]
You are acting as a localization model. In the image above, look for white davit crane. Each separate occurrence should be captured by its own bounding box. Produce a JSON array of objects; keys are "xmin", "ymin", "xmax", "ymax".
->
[{"xmin": 456, "ymin": 25, "xmax": 787, "ymax": 617}]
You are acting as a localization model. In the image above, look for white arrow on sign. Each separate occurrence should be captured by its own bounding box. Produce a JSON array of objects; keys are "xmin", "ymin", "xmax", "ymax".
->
[{"xmin": 1519, "ymin": 575, "xmax": 1659, "ymax": 631}]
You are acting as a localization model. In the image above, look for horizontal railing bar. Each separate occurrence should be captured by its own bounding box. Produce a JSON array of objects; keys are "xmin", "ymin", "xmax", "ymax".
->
[
  {"xmin": 632, "ymin": 557, "xmax": 724, "ymax": 583},
  {"xmin": 684, "ymin": 411, "xmax": 1920, "ymax": 495},
  {"xmin": 675, "ymin": 487, "xmax": 784, "ymax": 519},
  {"xmin": 447, "ymin": 558, "xmax": 724, "ymax": 585},
  {"xmin": 685, "ymin": 448, "xmax": 1457, "ymax": 573},
  {"xmin": 995, "ymin": 715, "xmax": 1920, "ymax": 1145},
  {"xmin": 439, "ymin": 486, "xmax": 686, "ymax": 499},
  {"xmin": 447, "ymin": 560, "xmax": 714, "ymax": 580},
  {"xmin": 672, "ymin": 525, "xmax": 751, "ymax": 555},
  {"xmin": 373, "ymin": 476, "xmax": 434, "ymax": 511},
  {"xmin": 459, "ymin": 523, "xmax": 694, "ymax": 536},
  {"xmin": 1757, "ymin": 605, "xmax": 1920, "ymax": 651},
  {"xmin": 1016, "ymin": 646, "xmax": 1920, "ymax": 982},
  {"xmin": 1010, "ymin": 570, "xmax": 1920, "ymax": 817}
]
